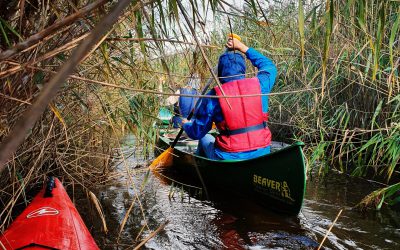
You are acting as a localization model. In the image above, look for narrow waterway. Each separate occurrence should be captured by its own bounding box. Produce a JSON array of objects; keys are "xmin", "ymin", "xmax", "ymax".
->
[{"xmin": 88, "ymin": 135, "xmax": 400, "ymax": 249}]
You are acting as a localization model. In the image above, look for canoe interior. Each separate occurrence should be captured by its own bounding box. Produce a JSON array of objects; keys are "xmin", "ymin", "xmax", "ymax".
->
[{"xmin": 155, "ymin": 130, "xmax": 306, "ymax": 216}]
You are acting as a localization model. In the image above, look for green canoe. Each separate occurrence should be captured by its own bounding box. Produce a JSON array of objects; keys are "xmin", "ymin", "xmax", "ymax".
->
[{"xmin": 155, "ymin": 129, "xmax": 307, "ymax": 216}]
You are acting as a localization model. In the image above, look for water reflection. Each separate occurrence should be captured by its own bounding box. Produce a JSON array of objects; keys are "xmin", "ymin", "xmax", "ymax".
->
[
  {"xmin": 302, "ymin": 172, "xmax": 400, "ymax": 250},
  {"xmin": 91, "ymin": 140, "xmax": 399, "ymax": 249}
]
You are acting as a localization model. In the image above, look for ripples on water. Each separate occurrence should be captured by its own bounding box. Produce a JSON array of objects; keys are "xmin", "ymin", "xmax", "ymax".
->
[{"xmin": 89, "ymin": 138, "xmax": 399, "ymax": 249}]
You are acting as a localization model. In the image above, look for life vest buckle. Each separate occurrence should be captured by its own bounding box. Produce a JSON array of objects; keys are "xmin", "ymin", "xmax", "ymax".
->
[{"xmin": 225, "ymin": 126, "xmax": 230, "ymax": 137}]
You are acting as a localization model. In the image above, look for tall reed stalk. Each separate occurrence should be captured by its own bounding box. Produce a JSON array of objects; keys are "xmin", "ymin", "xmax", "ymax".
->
[{"xmin": 0, "ymin": 1, "xmax": 399, "ymax": 246}]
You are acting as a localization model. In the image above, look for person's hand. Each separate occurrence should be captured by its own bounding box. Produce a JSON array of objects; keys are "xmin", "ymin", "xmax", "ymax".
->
[
  {"xmin": 181, "ymin": 118, "xmax": 189, "ymax": 125},
  {"xmin": 226, "ymin": 38, "xmax": 249, "ymax": 53}
]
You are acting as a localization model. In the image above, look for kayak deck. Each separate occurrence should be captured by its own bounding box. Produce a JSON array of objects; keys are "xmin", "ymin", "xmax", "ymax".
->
[{"xmin": 0, "ymin": 177, "xmax": 99, "ymax": 250}]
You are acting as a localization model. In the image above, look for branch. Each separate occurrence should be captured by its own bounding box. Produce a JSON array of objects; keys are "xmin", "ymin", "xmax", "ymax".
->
[
  {"xmin": 0, "ymin": 0, "xmax": 134, "ymax": 174},
  {"xmin": 176, "ymin": 0, "xmax": 232, "ymax": 109},
  {"xmin": 0, "ymin": 0, "xmax": 109, "ymax": 61}
]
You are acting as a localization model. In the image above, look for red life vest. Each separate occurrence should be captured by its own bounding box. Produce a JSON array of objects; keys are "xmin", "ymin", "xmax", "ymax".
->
[{"xmin": 214, "ymin": 77, "xmax": 271, "ymax": 152}]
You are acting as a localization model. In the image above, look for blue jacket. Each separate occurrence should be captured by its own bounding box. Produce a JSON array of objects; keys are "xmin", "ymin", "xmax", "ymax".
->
[
  {"xmin": 178, "ymin": 88, "xmax": 198, "ymax": 117},
  {"xmin": 172, "ymin": 88, "xmax": 198, "ymax": 128},
  {"xmin": 183, "ymin": 48, "xmax": 277, "ymax": 160}
]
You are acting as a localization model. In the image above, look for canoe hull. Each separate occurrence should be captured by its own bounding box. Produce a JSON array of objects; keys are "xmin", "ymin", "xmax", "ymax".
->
[
  {"xmin": 0, "ymin": 178, "xmax": 99, "ymax": 250},
  {"xmin": 156, "ymin": 135, "xmax": 306, "ymax": 215}
]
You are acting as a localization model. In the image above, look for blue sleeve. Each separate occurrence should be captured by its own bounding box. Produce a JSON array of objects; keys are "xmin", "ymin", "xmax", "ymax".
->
[
  {"xmin": 245, "ymin": 48, "xmax": 277, "ymax": 94},
  {"xmin": 182, "ymin": 90, "xmax": 216, "ymax": 139}
]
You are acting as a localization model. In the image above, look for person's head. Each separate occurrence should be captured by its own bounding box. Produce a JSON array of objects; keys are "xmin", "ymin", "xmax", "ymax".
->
[
  {"xmin": 186, "ymin": 73, "xmax": 200, "ymax": 90},
  {"xmin": 217, "ymin": 51, "xmax": 246, "ymax": 84}
]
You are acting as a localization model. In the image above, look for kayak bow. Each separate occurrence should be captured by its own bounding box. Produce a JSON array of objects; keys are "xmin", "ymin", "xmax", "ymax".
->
[{"xmin": 0, "ymin": 177, "xmax": 99, "ymax": 250}]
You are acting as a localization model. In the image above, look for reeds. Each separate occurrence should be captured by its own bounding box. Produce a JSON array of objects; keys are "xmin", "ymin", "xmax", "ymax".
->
[
  {"xmin": 0, "ymin": 0, "xmax": 398, "ymax": 244},
  {"xmin": 0, "ymin": 0, "xmax": 143, "ymax": 234},
  {"xmin": 166, "ymin": 0, "xmax": 398, "ymax": 208},
  {"xmin": 251, "ymin": 0, "xmax": 400, "ymax": 208},
  {"xmin": 0, "ymin": 0, "xmax": 212, "ymax": 244}
]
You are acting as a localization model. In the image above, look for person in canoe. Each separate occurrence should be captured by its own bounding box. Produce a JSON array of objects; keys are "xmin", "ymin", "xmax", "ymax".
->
[
  {"xmin": 181, "ymin": 36, "xmax": 277, "ymax": 160},
  {"xmin": 165, "ymin": 73, "xmax": 200, "ymax": 128}
]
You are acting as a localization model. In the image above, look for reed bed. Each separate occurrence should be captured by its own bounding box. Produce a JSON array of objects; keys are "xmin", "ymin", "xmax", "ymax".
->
[
  {"xmin": 195, "ymin": 0, "xmax": 399, "ymax": 209},
  {"xmin": 261, "ymin": 0, "xmax": 400, "ymax": 208},
  {"xmin": 0, "ymin": 0, "xmax": 216, "ymax": 246},
  {"xmin": 0, "ymin": 0, "xmax": 399, "ymax": 247},
  {"xmin": 0, "ymin": 0, "xmax": 128, "ymax": 230}
]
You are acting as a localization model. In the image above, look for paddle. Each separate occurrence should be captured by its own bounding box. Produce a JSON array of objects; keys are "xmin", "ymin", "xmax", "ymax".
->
[
  {"xmin": 149, "ymin": 70, "xmax": 216, "ymax": 171},
  {"xmin": 150, "ymin": 34, "xmax": 241, "ymax": 171}
]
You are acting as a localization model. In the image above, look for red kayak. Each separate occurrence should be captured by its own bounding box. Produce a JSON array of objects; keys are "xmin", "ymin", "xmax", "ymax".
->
[{"xmin": 0, "ymin": 177, "xmax": 99, "ymax": 249}]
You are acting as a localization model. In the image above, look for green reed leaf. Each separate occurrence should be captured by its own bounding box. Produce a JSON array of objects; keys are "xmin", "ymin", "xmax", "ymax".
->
[
  {"xmin": 298, "ymin": 0, "xmax": 305, "ymax": 64},
  {"xmin": 376, "ymin": 193, "xmax": 385, "ymax": 210},
  {"xmin": 134, "ymin": 9, "xmax": 147, "ymax": 55},
  {"xmin": 389, "ymin": 8, "xmax": 400, "ymax": 68},
  {"xmin": 371, "ymin": 100, "xmax": 383, "ymax": 130},
  {"xmin": 0, "ymin": 17, "xmax": 23, "ymax": 41},
  {"xmin": 0, "ymin": 21, "xmax": 10, "ymax": 47},
  {"xmin": 169, "ymin": 0, "xmax": 179, "ymax": 22},
  {"xmin": 372, "ymin": 3, "xmax": 385, "ymax": 81}
]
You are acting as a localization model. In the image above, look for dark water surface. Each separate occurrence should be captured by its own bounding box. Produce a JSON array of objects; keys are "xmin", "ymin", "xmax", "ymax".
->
[{"xmin": 90, "ymin": 136, "xmax": 400, "ymax": 249}]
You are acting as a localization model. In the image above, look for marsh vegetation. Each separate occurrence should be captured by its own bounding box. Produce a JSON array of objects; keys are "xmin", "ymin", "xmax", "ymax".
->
[{"xmin": 0, "ymin": 0, "xmax": 399, "ymax": 247}]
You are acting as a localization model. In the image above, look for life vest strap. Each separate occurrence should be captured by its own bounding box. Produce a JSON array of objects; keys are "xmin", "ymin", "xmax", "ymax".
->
[{"xmin": 219, "ymin": 122, "xmax": 267, "ymax": 136}]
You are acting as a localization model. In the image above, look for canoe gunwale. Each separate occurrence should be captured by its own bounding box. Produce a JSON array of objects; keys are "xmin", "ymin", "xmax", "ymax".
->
[
  {"xmin": 155, "ymin": 133, "xmax": 307, "ymax": 216},
  {"xmin": 158, "ymin": 135, "xmax": 305, "ymax": 163}
]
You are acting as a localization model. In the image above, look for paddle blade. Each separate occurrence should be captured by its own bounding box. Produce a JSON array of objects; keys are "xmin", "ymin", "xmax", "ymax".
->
[{"xmin": 149, "ymin": 147, "xmax": 174, "ymax": 171}]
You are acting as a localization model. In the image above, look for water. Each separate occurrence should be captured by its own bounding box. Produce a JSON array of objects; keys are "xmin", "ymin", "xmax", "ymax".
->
[{"xmin": 87, "ymin": 137, "xmax": 400, "ymax": 249}]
